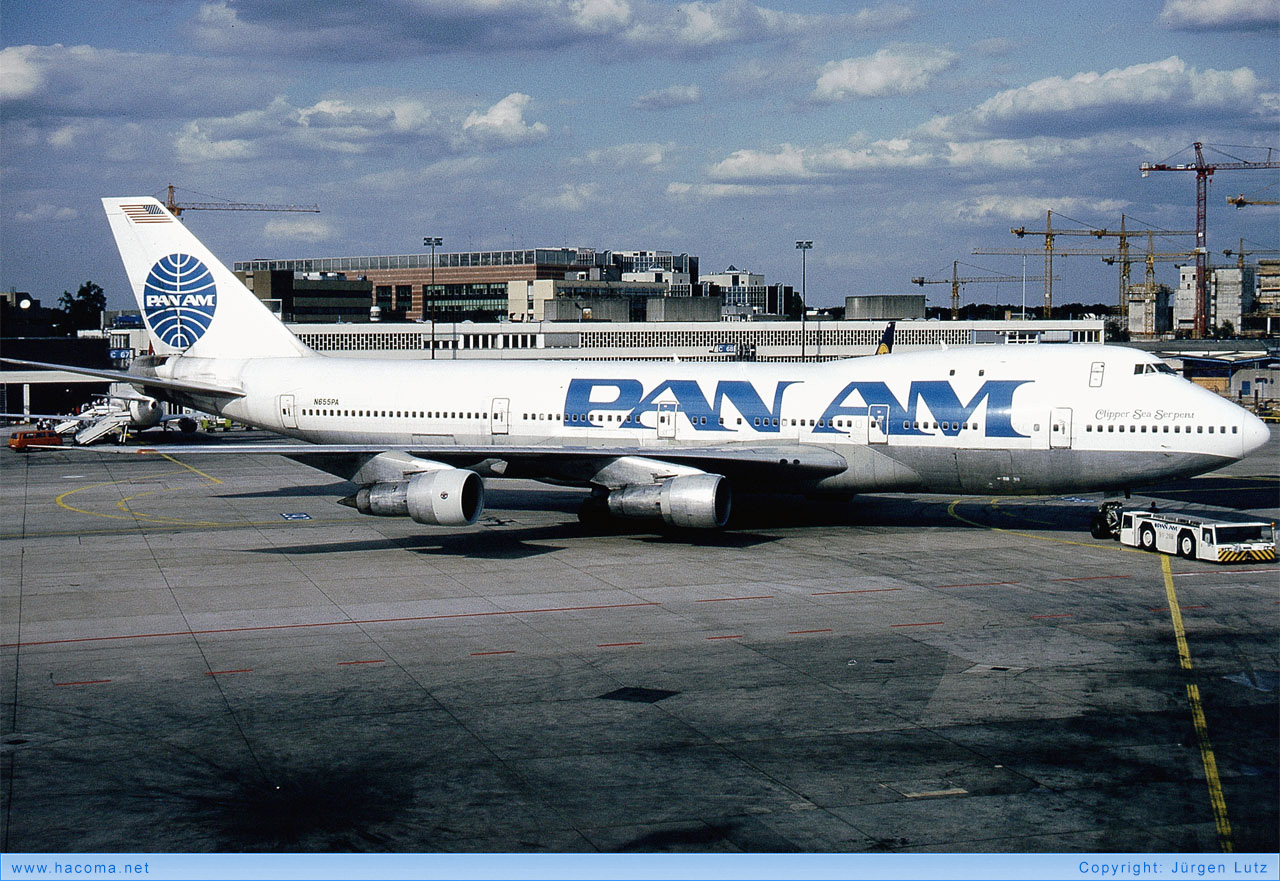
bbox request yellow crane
[912,261,1052,319]
[1222,240,1280,269]
[1227,194,1279,208]
[163,184,319,218]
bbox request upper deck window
[1134,362,1176,375]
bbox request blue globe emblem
[142,254,217,348]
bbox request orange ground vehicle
[8,430,63,451]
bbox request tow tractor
[1103,507,1277,562]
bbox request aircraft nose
[1241,411,1271,456]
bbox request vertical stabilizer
[103,197,311,359]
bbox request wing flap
[59,440,849,484]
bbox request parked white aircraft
[5,197,1270,531]
[2,393,199,444]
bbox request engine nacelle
[347,469,484,527]
[128,398,162,428]
[606,473,730,529]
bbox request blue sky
[2,0,1277,313]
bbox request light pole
[423,236,442,359]
[795,240,812,361]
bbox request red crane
[1140,142,1278,338]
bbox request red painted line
[812,587,904,596]
[53,679,110,686]
[1051,574,1132,582]
[890,621,944,628]
[788,629,833,635]
[695,595,773,603]
[707,634,744,640]
[1030,614,1074,620]
[205,669,252,676]
[1150,605,1207,612]
[597,642,644,648]
[1,601,663,648]
[936,581,1021,589]
[470,650,516,657]
[337,659,385,666]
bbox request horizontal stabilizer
[0,357,244,399]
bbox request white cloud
[0,43,275,121]
[950,195,1130,224]
[263,217,336,242]
[1157,0,1280,31]
[708,138,935,182]
[813,45,957,102]
[930,56,1276,138]
[174,121,257,163]
[463,93,549,146]
[633,84,702,111]
[577,142,672,167]
[522,182,601,211]
[186,0,914,59]
[12,204,80,223]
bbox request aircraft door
[279,394,297,429]
[1050,407,1072,449]
[490,397,509,436]
[657,402,677,439]
[868,404,889,444]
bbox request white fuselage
[150,343,1268,496]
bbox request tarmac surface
[2,427,1277,853]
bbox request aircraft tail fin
[875,321,896,355]
[102,197,311,360]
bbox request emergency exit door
[279,394,297,429]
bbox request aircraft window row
[301,408,491,419]
[1085,424,1236,434]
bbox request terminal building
[235,247,706,324]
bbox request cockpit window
[1134,362,1176,375]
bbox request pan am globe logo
[143,253,217,348]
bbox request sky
[2,0,1277,314]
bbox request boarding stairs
[74,410,132,445]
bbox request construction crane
[163,184,319,218]
[1006,210,1193,317]
[912,261,1052,319]
[1140,142,1279,337]
[1227,194,1279,208]
[1083,215,1193,319]
[974,240,1192,317]
[1222,240,1280,270]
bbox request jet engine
[128,398,162,429]
[341,468,484,527]
[606,473,730,529]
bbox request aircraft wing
[51,440,849,485]
[0,358,245,399]
[2,412,95,422]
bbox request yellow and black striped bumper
[1217,547,1277,562]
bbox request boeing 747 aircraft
[6,197,1270,531]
